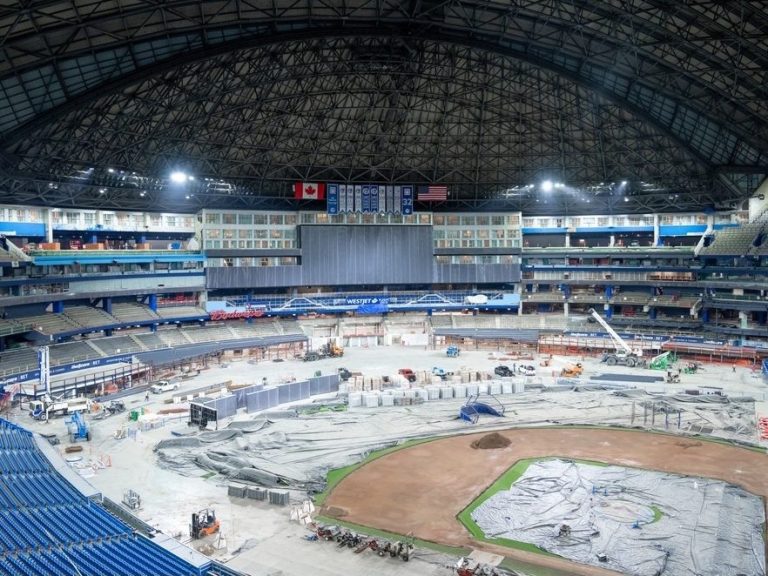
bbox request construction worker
[144,391,149,402]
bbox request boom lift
[66,411,91,442]
[587,309,645,368]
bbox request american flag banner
[417,185,448,201]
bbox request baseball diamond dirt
[323,427,768,576]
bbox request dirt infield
[323,428,768,576]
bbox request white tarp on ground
[472,459,765,576]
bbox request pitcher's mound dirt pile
[471,432,510,450]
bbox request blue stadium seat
[0,418,205,576]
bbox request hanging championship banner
[327,184,339,214]
[325,183,417,214]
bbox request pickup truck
[398,368,417,383]
[150,380,179,394]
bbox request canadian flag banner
[294,182,326,200]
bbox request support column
[45,209,54,243]
[563,302,569,317]
[605,285,614,320]
[147,294,158,312]
[103,297,112,315]
[739,311,749,329]
[52,301,64,314]
[653,214,660,246]
[702,308,710,323]
[90,234,98,244]
[564,232,571,248]
[649,307,657,320]
[609,234,615,247]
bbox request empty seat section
[183,325,233,343]
[63,306,117,329]
[24,313,80,334]
[89,336,142,357]
[110,302,160,324]
[156,329,190,347]
[156,305,207,319]
[48,341,101,365]
[133,332,167,350]
[0,346,39,375]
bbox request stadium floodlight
[170,171,188,183]
[621,180,628,186]
[540,180,553,192]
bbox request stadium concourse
[2,2,768,576]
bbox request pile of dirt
[470,432,511,450]
[323,506,348,517]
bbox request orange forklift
[190,508,220,539]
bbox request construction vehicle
[190,509,220,539]
[666,372,681,383]
[517,364,536,376]
[432,366,454,380]
[588,309,645,367]
[398,368,417,383]
[303,341,344,361]
[324,341,344,357]
[29,395,92,421]
[446,345,460,357]
[649,351,677,371]
[494,365,514,377]
[66,411,91,442]
[560,363,583,377]
[105,400,126,415]
[683,361,701,374]
[303,350,323,362]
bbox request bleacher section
[110,302,160,324]
[0,418,207,576]
[700,222,766,256]
[157,329,194,347]
[24,312,80,335]
[156,306,207,320]
[47,341,101,365]
[183,325,236,343]
[647,294,701,308]
[521,292,565,303]
[63,306,116,329]
[229,321,281,338]
[611,291,651,305]
[132,332,168,350]
[90,335,145,356]
[429,315,454,328]
[0,317,33,337]
[0,347,38,377]
[276,318,303,335]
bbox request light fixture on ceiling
[540,180,553,193]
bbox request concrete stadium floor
[7,346,768,576]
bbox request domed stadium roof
[0,1,765,214]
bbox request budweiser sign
[209,309,266,321]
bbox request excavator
[190,509,220,539]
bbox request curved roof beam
[1,24,765,179]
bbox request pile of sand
[471,432,511,450]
